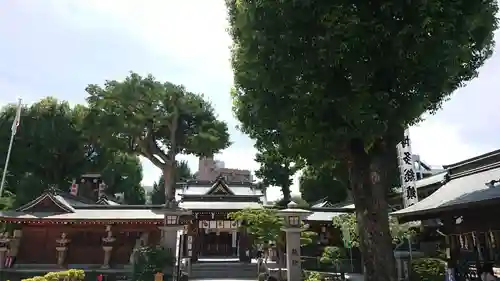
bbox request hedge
[411,258,446,281]
[17,269,85,281]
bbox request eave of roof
[392,162,500,221]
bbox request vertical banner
[397,129,418,207]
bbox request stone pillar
[238,227,250,262]
[0,233,10,269]
[277,202,312,281]
[231,230,237,256]
[101,225,116,269]
[158,208,192,279]
[8,230,22,263]
[55,232,70,267]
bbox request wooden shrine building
[0,172,365,279]
[392,149,500,272]
[176,176,264,261]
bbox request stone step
[190,262,257,279]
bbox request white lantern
[165,215,178,225]
[288,216,300,227]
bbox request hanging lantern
[70,179,79,196]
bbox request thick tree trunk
[281,183,291,204]
[162,161,176,207]
[347,138,397,281]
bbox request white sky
[1,0,498,201]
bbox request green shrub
[411,258,446,281]
[21,269,85,281]
[132,245,175,281]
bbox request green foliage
[0,98,145,206]
[22,269,85,281]
[228,1,496,278]
[228,0,498,164]
[151,160,193,204]
[132,246,175,281]
[304,271,322,281]
[410,258,446,281]
[299,162,348,204]
[320,246,346,267]
[332,213,415,247]
[228,208,316,247]
[85,72,230,202]
[255,144,303,204]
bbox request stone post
[0,233,11,269]
[102,225,116,269]
[277,202,312,281]
[55,232,70,267]
[157,206,192,279]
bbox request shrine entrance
[201,231,233,256]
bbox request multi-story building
[196,157,253,183]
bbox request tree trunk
[281,183,291,204]
[163,161,176,206]
[347,138,397,281]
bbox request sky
[0,1,499,201]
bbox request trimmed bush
[411,258,446,281]
[21,269,85,281]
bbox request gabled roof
[206,177,235,195]
[17,192,74,213]
[179,177,263,198]
[96,197,121,206]
[311,198,335,208]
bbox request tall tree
[101,152,146,205]
[85,73,230,207]
[151,160,193,205]
[227,1,497,280]
[0,98,146,205]
[254,144,302,205]
[299,163,348,204]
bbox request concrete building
[196,156,253,182]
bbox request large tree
[299,163,348,205]
[85,73,231,207]
[227,1,498,280]
[254,143,302,205]
[0,97,146,205]
[150,160,193,204]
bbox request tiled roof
[392,164,500,219]
[179,201,262,210]
[306,211,345,222]
[392,172,447,194]
[0,209,164,220]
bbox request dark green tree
[227,1,497,280]
[255,144,303,205]
[0,98,146,206]
[101,152,146,204]
[85,73,230,206]
[151,160,193,204]
[299,163,348,205]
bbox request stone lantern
[157,208,192,280]
[277,202,312,281]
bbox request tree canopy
[227,1,497,280]
[254,143,303,205]
[332,213,416,248]
[0,97,146,206]
[85,72,230,205]
[299,162,349,205]
[228,208,316,249]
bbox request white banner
[397,129,418,207]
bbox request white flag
[11,99,22,135]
